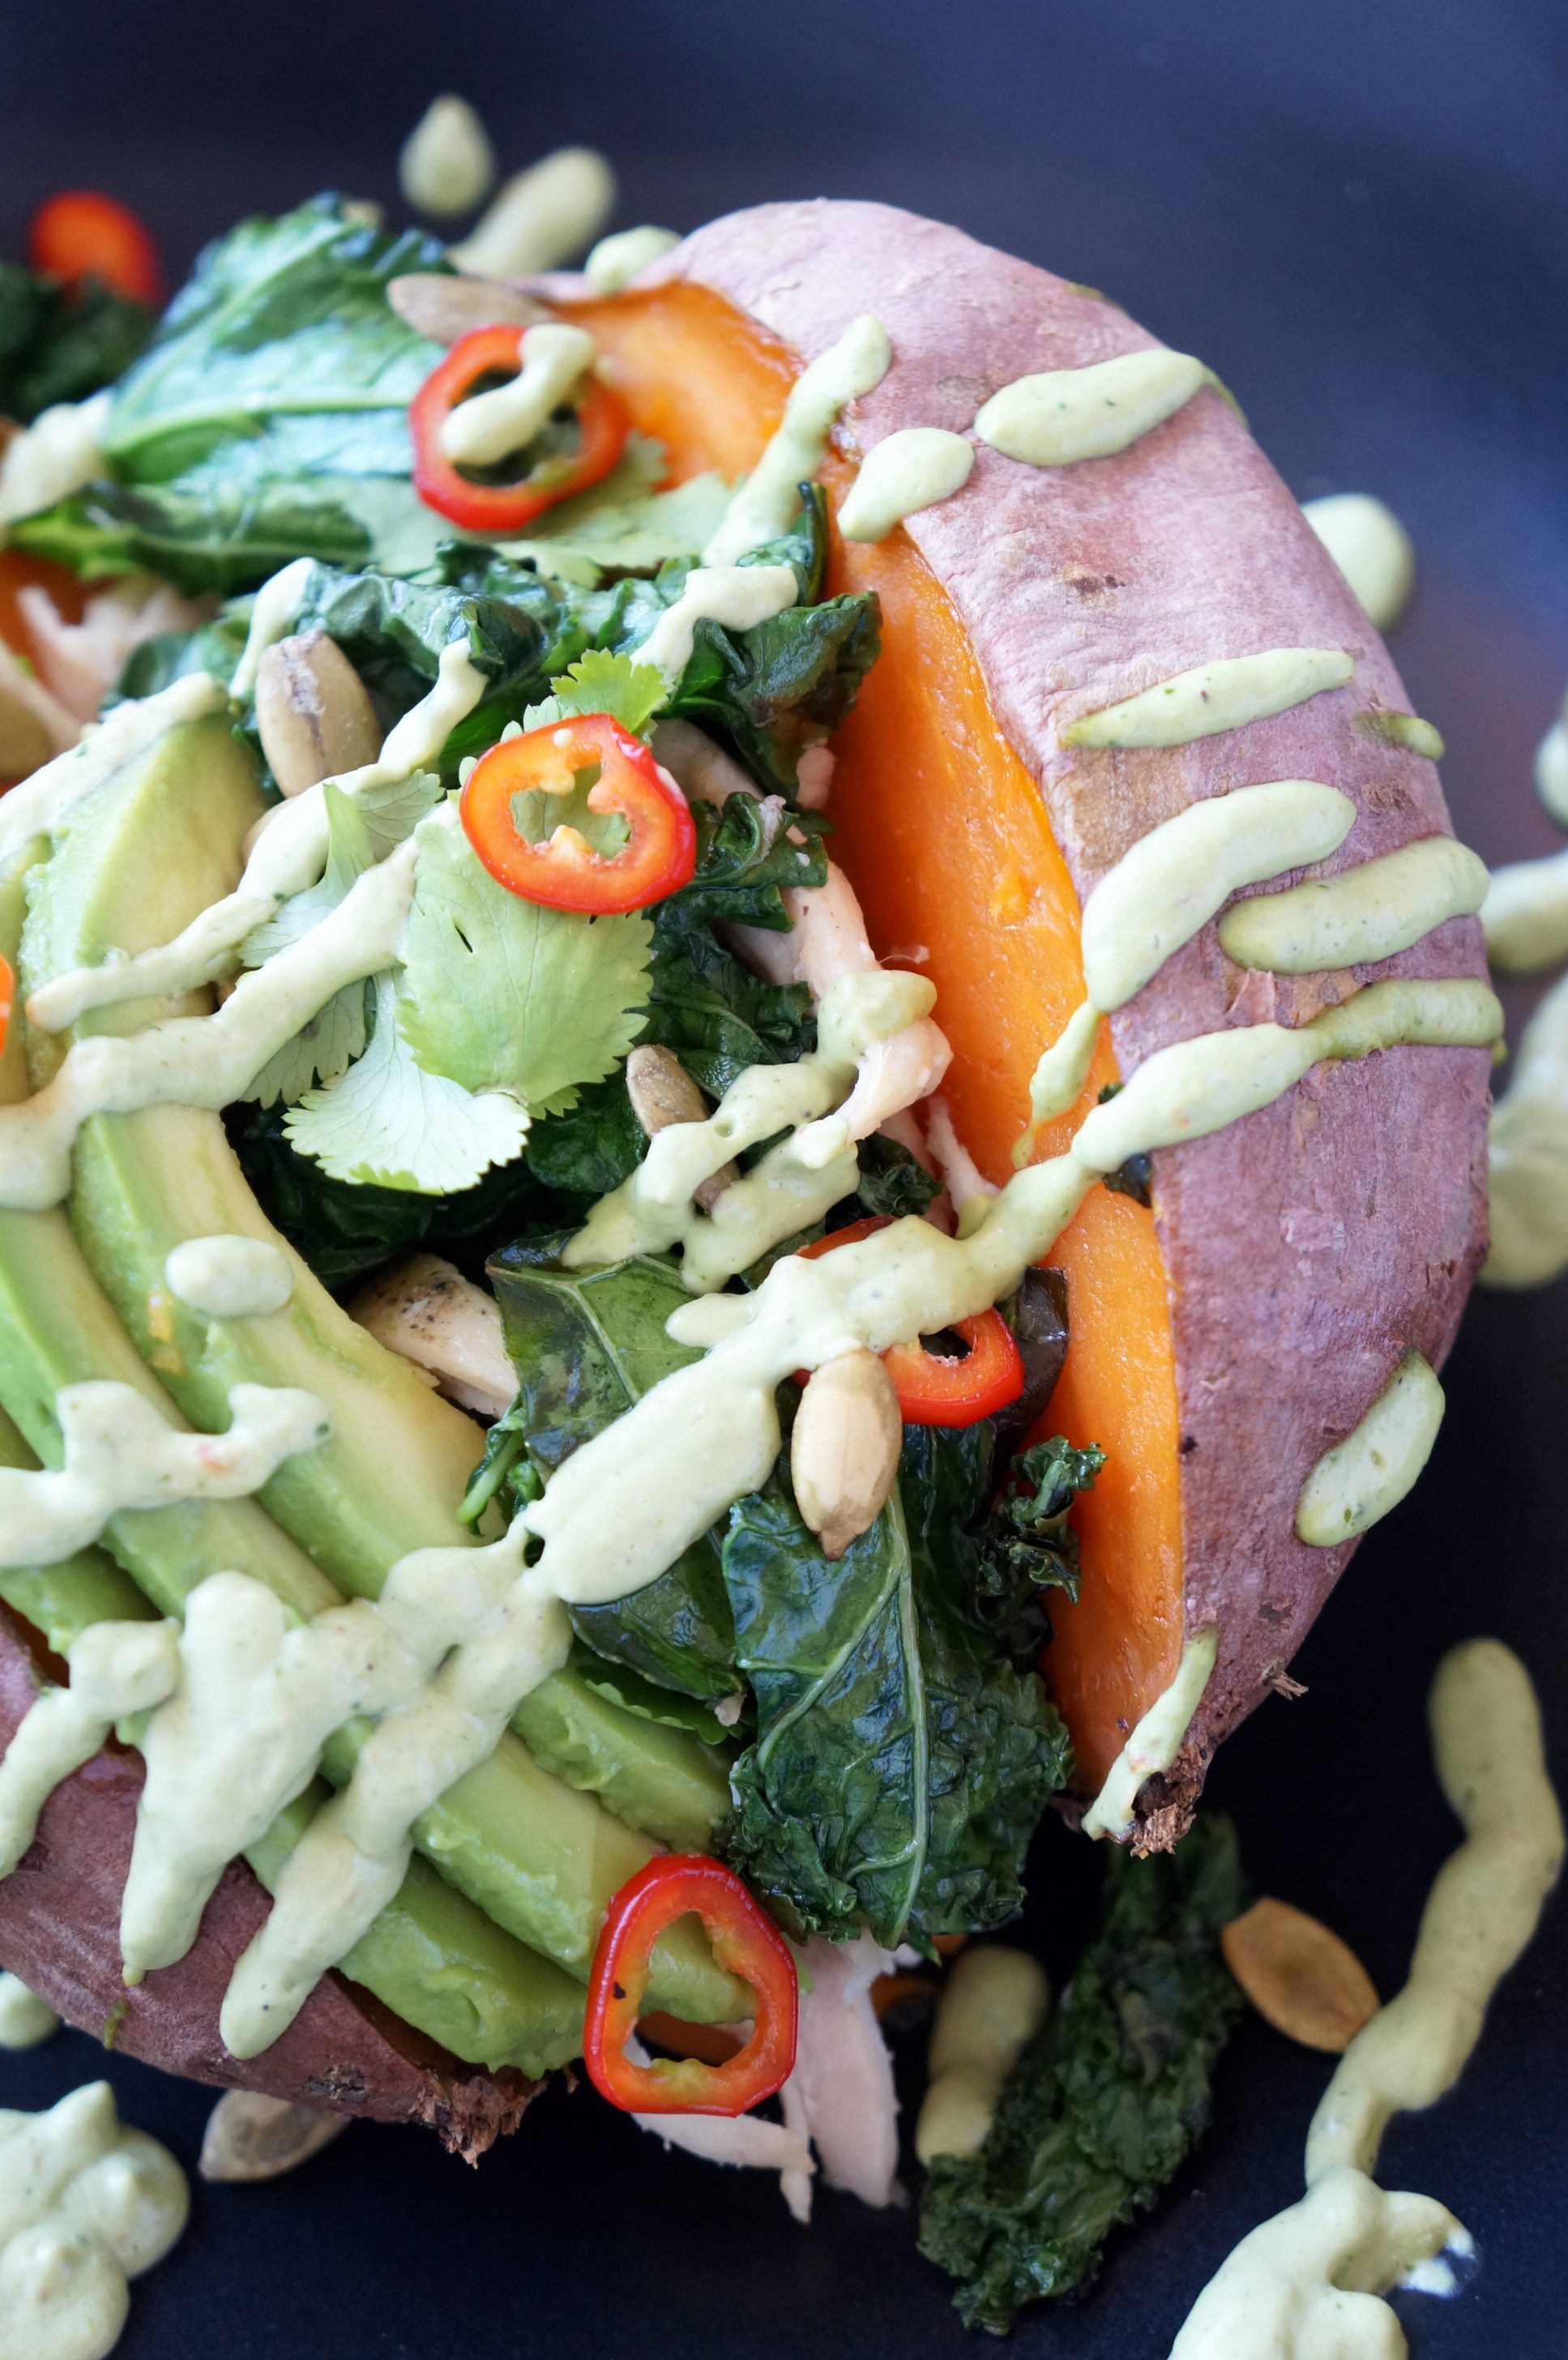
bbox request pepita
[1220,1896,1378,2053]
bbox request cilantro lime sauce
[436,323,596,468]
[1171,1640,1560,2359]
[0,2082,188,2360]
[702,314,891,566]
[163,1236,293,1319]
[0,390,112,530]
[1019,781,1355,1148]
[0,840,419,1212]
[1357,708,1444,760]
[564,969,936,1290]
[1062,649,1355,750]
[1484,969,1568,1289]
[0,675,227,875]
[1481,844,1568,976]
[0,1973,58,2050]
[974,349,1207,469]
[229,558,316,699]
[1295,1353,1444,1546]
[28,639,486,1034]
[1219,836,1489,974]
[398,95,495,220]
[0,1625,181,1885]
[1080,1629,1217,1841]
[916,1946,1050,2163]
[583,224,680,293]
[447,147,616,278]
[633,563,798,685]
[838,428,974,542]
[1301,494,1415,632]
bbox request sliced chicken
[349,1254,515,1418]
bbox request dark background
[3,2,1566,2353]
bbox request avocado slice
[23,715,734,1858]
[0,802,744,2024]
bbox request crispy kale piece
[0,264,153,422]
[919,1815,1247,2332]
[974,1434,1105,1664]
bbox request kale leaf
[484,1253,740,1702]
[974,1434,1104,1665]
[919,1815,1247,2333]
[0,265,153,422]
[10,197,451,590]
[722,1429,1074,1950]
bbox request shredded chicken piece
[794,742,835,810]
[784,1932,906,2211]
[349,1253,515,1417]
[627,2029,817,2221]
[924,1095,998,1213]
[16,578,216,724]
[0,635,79,756]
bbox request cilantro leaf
[396,805,652,1118]
[284,973,530,1190]
[523,648,667,737]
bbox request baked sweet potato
[552,199,1490,1821]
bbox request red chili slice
[0,953,12,1058]
[797,1216,1025,1427]
[28,191,161,305]
[460,712,696,915]
[410,323,629,533]
[584,1854,797,2116]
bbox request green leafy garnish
[973,1435,1104,1662]
[238,784,376,1106]
[396,806,652,1118]
[523,648,667,737]
[10,197,451,589]
[496,434,733,588]
[919,1815,1248,2332]
[0,263,153,424]
[284,973,530,1191]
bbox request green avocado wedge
[21,714,733,1859]
[0,777,742,2026]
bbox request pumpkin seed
[1220,1896,1378,2052]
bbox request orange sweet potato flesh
[568,283,1181,1789]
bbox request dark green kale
[919,1815,1248,2333]
[846,1133,942,1221]
[974,1434,1104,1664]
[483,1254,739,1702]
[10,197,451,590]
[721,1426,1075,1949]
[226,1099,552,1291]
[0,265,153,423]
[1094,1082,1154,1206]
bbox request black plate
[2,2,1566,2351]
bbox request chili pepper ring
[461,712,697,915]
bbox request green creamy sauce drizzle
[1301,494,1415,633]
[1220,837,1489,974]
[1062,648,1355,750]
[0,1972,58,2050]
[1080,1629,1216,1841]
[0,2082,187,2360]
[436,323,596,469]
[838,427,975,543]
[974,348,1208,469]
[163,1234,294,1319]
[1295,1353,1445,1546]
[702,314,891,566]
[633,563,797,683]
[1485,967,1568,1289]
[0,675,226,876]
[28,637,488,1035]
[1169,1640,1562,2359]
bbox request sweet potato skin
[636,202,1490,1816]
[0,1610,534,2159]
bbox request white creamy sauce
[436,323,597,468]
[1219,836,1489,974]
[583,224,681,293]
[1062,649,1355,750]
[974,348,1207,469]
[0,391,113,529]
[916,1945,1050,2163]
[1485,968,1568,1288]
[1301,494,1416,633]
[1481,844,1568,976]
[0,1623,182,1884]
[0,2082,187,2360]
[229,558,315,699]
[28,638,485,1033]
[1170,1640,1562,2360]
[0,840,420,1212]
[0,673,226,875]
[1358,708,1444,762]
[702,314,891,566]
[163,1235,294,1319]
[1081,1629,1217,1841]
[1295,1353,1445,1546]
[447,147,616,277]
[632,563,798,685]
[398,94,495,219]
[1019,781,1355,1148]
[0,1973,59,2050]
[837,427,974,542]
